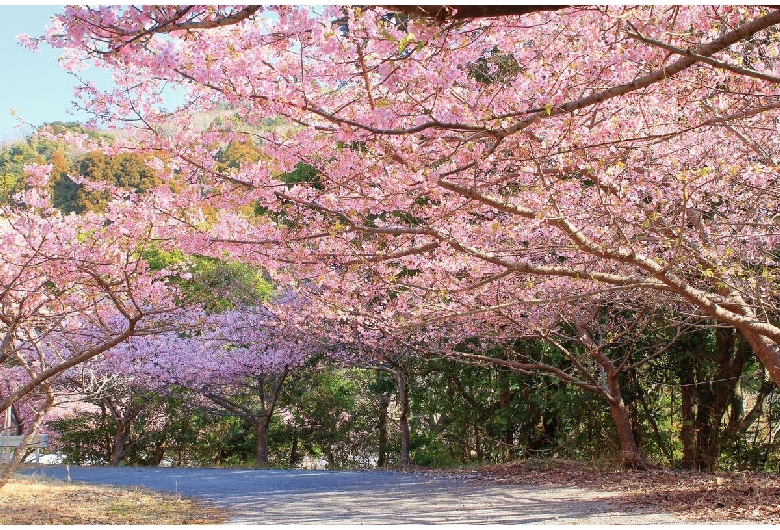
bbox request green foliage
[185,255,273,311]
[191,416,257,467]
[63,151,160,213]
[215,139,263,172]
[0,135,65,203]
[279,162,322,188]
[271,366,378,468]
[48,340,780,471]
[142,247,187,272]
[0,126,158,213]
[47,387,261,467]
[467,46,521,85]
[403,350,623,467]
[140,246,273,311]
[251,162,322,226]
[47,414,115,465]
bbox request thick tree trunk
[694,399,718,472]
[675,327,755,471]
[737,327,780,389]
[110,422,130,466]
[607,396,643,468]
[255,420,269,468]
[694,327,750,471]
[677,355,698,470]
[149,438,166,466]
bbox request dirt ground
[431,459,780,524]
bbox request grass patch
[0,473,230,524]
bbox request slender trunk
[573,318,643,468]
[593,347,643,468]
[397,370,410,467]
[499,369,513,451]
[203,370,289,469]
[677,354,697,470]
[635,386,674,464]
[725,378,776,446]
[0,385,54,488]
[11,405,22,436]
[474,421,482,459]
[255,419,269,468]
[377,392,390,468]
[289,435,299,468]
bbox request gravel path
[23,466,680,524]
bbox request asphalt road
[22,466,680,524]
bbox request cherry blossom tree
[0,162,187,481]
[166,305,314,467]
[73,288,328,467]
[20,4,780,468]
[34,6,780,389]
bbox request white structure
[1,409,49,464]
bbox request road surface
[23,466,680,524]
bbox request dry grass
[0,472,230,525]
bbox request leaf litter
[410,459,780,523]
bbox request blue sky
[0,6,112,142]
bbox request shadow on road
[23,466,678,524]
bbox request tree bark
[735,325,780,390]
[604,372,643,469]
[10,405,22,436]
[695,327,751,471]
[675,327,760,471]
[498,368,514,451]
[608,399,643,467]
[677,353,698,469]
[380,5,568,21]
[289,434,299,468]
[397,370,410,466]
[255,419,270,468]
[203,369,289,469]
[110,421,130,466]
[377,392,390,468]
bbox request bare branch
[626,24,780,84]
[379,5,569,21]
